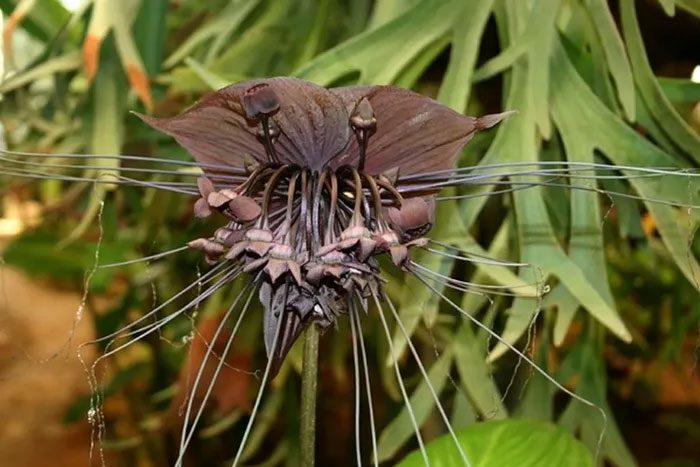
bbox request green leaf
[557,325,636,466]
[0,0,70,43]
[658,0,676,15]
[132,0,168,75]
[583,0,636,120]
[453,324,507,419]
[377,348,454,462]
[3,229,128,291]
[657,77,700,103]
[163,0,260,69]
[61,46,124,245]
[0,50,81,93]
[436,0,494,111]
[550,43,700,291]
[295,0,455,85]
[398,419,594,466]
[677,0,700,17]
[621,0,700,164]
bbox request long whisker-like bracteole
[230,282,288,467]
[351,301,379,467]
[349,301,363,466]
[371,288,431,466]
[397,160,700,181]
[409,261,539,298]
[433,179,700,209]
[84,263,230,346]
[92,265,240,360]
[395,160,700,209]
[0,166,200,195]
[383,290,471,466]
[0,149,250,175]
[411,270,608,462]
[176,282,257,466]
[0,153,244,183]
[97,245,191,269]
[424,240,530,268]
[81,264,240,465]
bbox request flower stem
[300,322,320,466]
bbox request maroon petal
[197,176,215,197]
[331,85,511,176]
[263,77,351,169]
[228,196,261,222]
[137,77,351,171]
[193,197,212,218]
[135,81,267,170]
[386,196,435,232]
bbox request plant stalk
[300,322,320,466]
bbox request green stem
[300,322,320,466]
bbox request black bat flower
[3,74,697,467]
[137,77,509,379]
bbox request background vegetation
[1,0,699,465]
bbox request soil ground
[0,266,96,467]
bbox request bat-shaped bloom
[138,77,508,376]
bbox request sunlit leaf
[399,419,593,466]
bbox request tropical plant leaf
[377,348,453,462]
[399,419,594,466]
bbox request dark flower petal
[260,282,306,378]
[137,77,351,171]
[387,196,435,232]
[331,85,511,176]
[135,82,267,170]
[193,197,212,218]
[263,77,351,169]
[197,176,215,197]
[228,196,261,222]
[242,83,280,118]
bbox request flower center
[188,160,429,322]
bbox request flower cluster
[138,77,507,374]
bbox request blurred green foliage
[1,0,699,465]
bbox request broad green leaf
[399,419,593,466]
[392,35,450,90]
[547,283,580,346]
[472,0,560,138]
[442,220,540,301]
[132,0,168,75]
[515,325,554,421]
[184,57,230,90]
[367,0,418,30]
[3,229,128,291]
[527,0,559,138]
[486,45,630,358]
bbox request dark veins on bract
[137,77,508,375]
